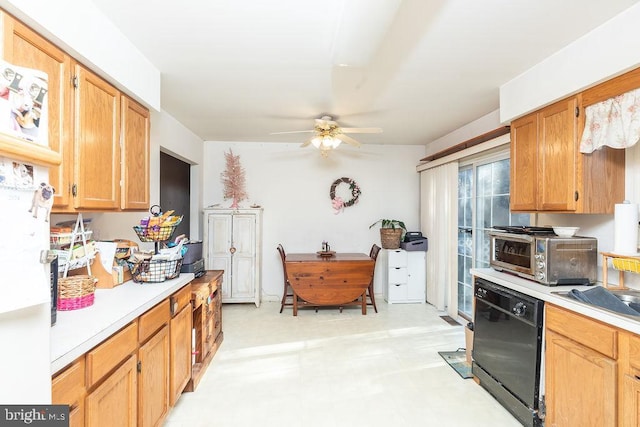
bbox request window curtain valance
[580,87,640,153]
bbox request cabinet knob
[229,246,236,254]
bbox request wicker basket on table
[58,275,97,311]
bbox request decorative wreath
[329,177,361,214]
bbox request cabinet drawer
[86,321,138,388]
[388,249,407,267]
[171,285,192,317]
[388,267,408,284]
[139,299,170,343]
[546,305,617,359]
[388,282,407,302]
[191,282,211,308]
[52,357,85,406]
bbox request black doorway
[160,152,190,239]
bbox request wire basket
[50,230,93,246]
[127,258,183,283]
[58,275,97,311]
[133,221,181,242]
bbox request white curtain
[580,87,640,153]
[420,162,458,317]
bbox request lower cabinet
[382,249,426,304]
[51,357,85,427]
[621,333,640,427]
[138,325,170,427]
[187,271,224,392]
[169,285,192,407]
[52,283,196,426]
[85,355,137,427]
[545,329,617,427]
[544,304,640,427]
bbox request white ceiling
[91,0,639,146]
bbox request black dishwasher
[472,277,544,427]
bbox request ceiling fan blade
[300,136,315,148]
[337,133,361,147]
[270,130,315,135]
[340,127,383,134]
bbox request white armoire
[203,207,263,307]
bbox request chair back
[277,244,288,277]
[369,244,381,261]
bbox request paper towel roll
[614,202,639,254]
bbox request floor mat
[439,315,460,326]
[438,350,473,379]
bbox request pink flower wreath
[329,177,361,214]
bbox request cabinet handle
[137,360,142,373]
[72,184,77,197]
[229,246,236,254]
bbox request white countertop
[471,268,640,335]
[50,273,195,374]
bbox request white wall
[202,142,425,301]
[423,110,502,158]
[500,3,640,122]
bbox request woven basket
[380,228,403,249]
[58,275,97,311]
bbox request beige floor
[165,300,521,427]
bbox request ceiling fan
[271,115,382,156]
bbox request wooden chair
[277,244,295,313]
[367,244,381,313]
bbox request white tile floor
[165,301,521,427]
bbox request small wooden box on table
[186,270,224,392]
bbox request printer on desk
[400,232,428,251]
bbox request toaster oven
[489,230,597,285]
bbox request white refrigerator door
[0,159,52,403]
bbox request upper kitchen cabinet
[1,11,150,212]
[2,13,73,207]
[120,96,150,210]
[510,95,625,214]
[73,63,121,210]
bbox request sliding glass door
[457,156,528,318]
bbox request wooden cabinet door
[52,358,85,427]
[545,329,617,427]
[86,355,137,427]
[73,63,120,209]
[2,15,73,208]
[537,97,578,211]
[510,112,538,211]
[138,325,169,427]
[121,96,149,210]
[169,303,192,407]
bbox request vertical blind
[420,161,458,317]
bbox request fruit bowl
[552,226,579,238]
